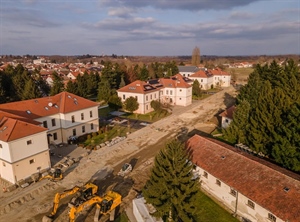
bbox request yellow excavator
[69,190,122,222]
[42,182,98,222]
[39,168,63,182]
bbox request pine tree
[143,139,199,221]
[65,80,78,95]
[97,79,112,103]
[50,71,64,96]
[22,79,42,100]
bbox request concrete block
[6,184,17,192]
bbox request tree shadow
[223,92,236,108]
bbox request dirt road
[0,86,237,222]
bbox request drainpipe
[234,190,239,217]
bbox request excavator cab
[100,199,113,214]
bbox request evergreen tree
[192,80,201,98]
[97,79,113,103]
[143,139,199,221]
[50,71,64,96]
[123,96,139,113]
[65,80,78,95]
[139,64,149,81]
[22,79,42,100]
[225,59,300,171]
[108,94,122,110]
[119,75,126,89]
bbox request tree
[192,80,201,98]
[123,96,139,113]
[22,79,42,100]
[108,94,122,110]
[65,80,78,95]
[225,59,300,171]
[191,46,200,66]
[50,71,64,96]
[97,79,113,103]
[143,139,199,221]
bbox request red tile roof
[186,135,300,222]
[190,70,210,78]
[118,74,191,94]
[0,117,47,142]
[219,105,236,119]
[0,92,99,120]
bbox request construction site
[0,86,237,222]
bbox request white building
[219,106,236,128]
[188,68,231,89]
[0,92,99,183]
[187,135,300,222]
[117,74,192,114]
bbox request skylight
[26,110,31,114]
[45,106,49,110]
[67,95,72,99]
[54,104,59,108]
[284,187,290,192]
[74,101,78,105]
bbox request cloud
[229,11,255,20]
[108,7,137,18]
[100,0,262,11]
[85,16,156,31]
[1,7,59,28]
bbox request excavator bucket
[42,215,54,222]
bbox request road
[0,86,237,222]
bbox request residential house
[178,66,201,77]
[219,105,236,128]
[189,68,231,89]
[0,92,99,183]
[117,74,192,114]
[186,135,300,222]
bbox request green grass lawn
[194,191,239,222]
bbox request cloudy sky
[1,0,299,56]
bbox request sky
[0,0,300,56]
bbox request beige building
[0,92,99,184]
[117,74,192,114]
[187,135,300,222]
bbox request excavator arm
[69,191,122,222]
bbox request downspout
[234,190,239,217]
[59,114,64,144]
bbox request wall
[195,166,284,222]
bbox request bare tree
[191,46,200,66]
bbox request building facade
[187,135,300,222]
[0,92,99,183]
[117,74,192,114]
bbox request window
[179,98,181,100]
[170,90,173,95]
[29,159,35,164]
[203,171,208,178]
[0,144,2,148]
[268,213,276,222]
[154,94,156,98]
[53,132,57,140]
[135,96,138,100]
[123,94,125,100]
[146,105,148,110]
[146,95,148,101]
[82,126,85,133]
[225,119,229,123]
[71,115,75,123]
[230,188,237,197]
[216,179,221,186]
[179,89,182,92]
[91,123,94,130]
[72,129,76,136]
[90,111,93,118]
[51,119,56,127]
[247,200,255,209]
[166,90,169,95]
[2,162,6,167]
[81,113,84,120]
[201,79,203,82]
[27,140,32,145]
[43,121,48,128]
[150,94,152,100]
